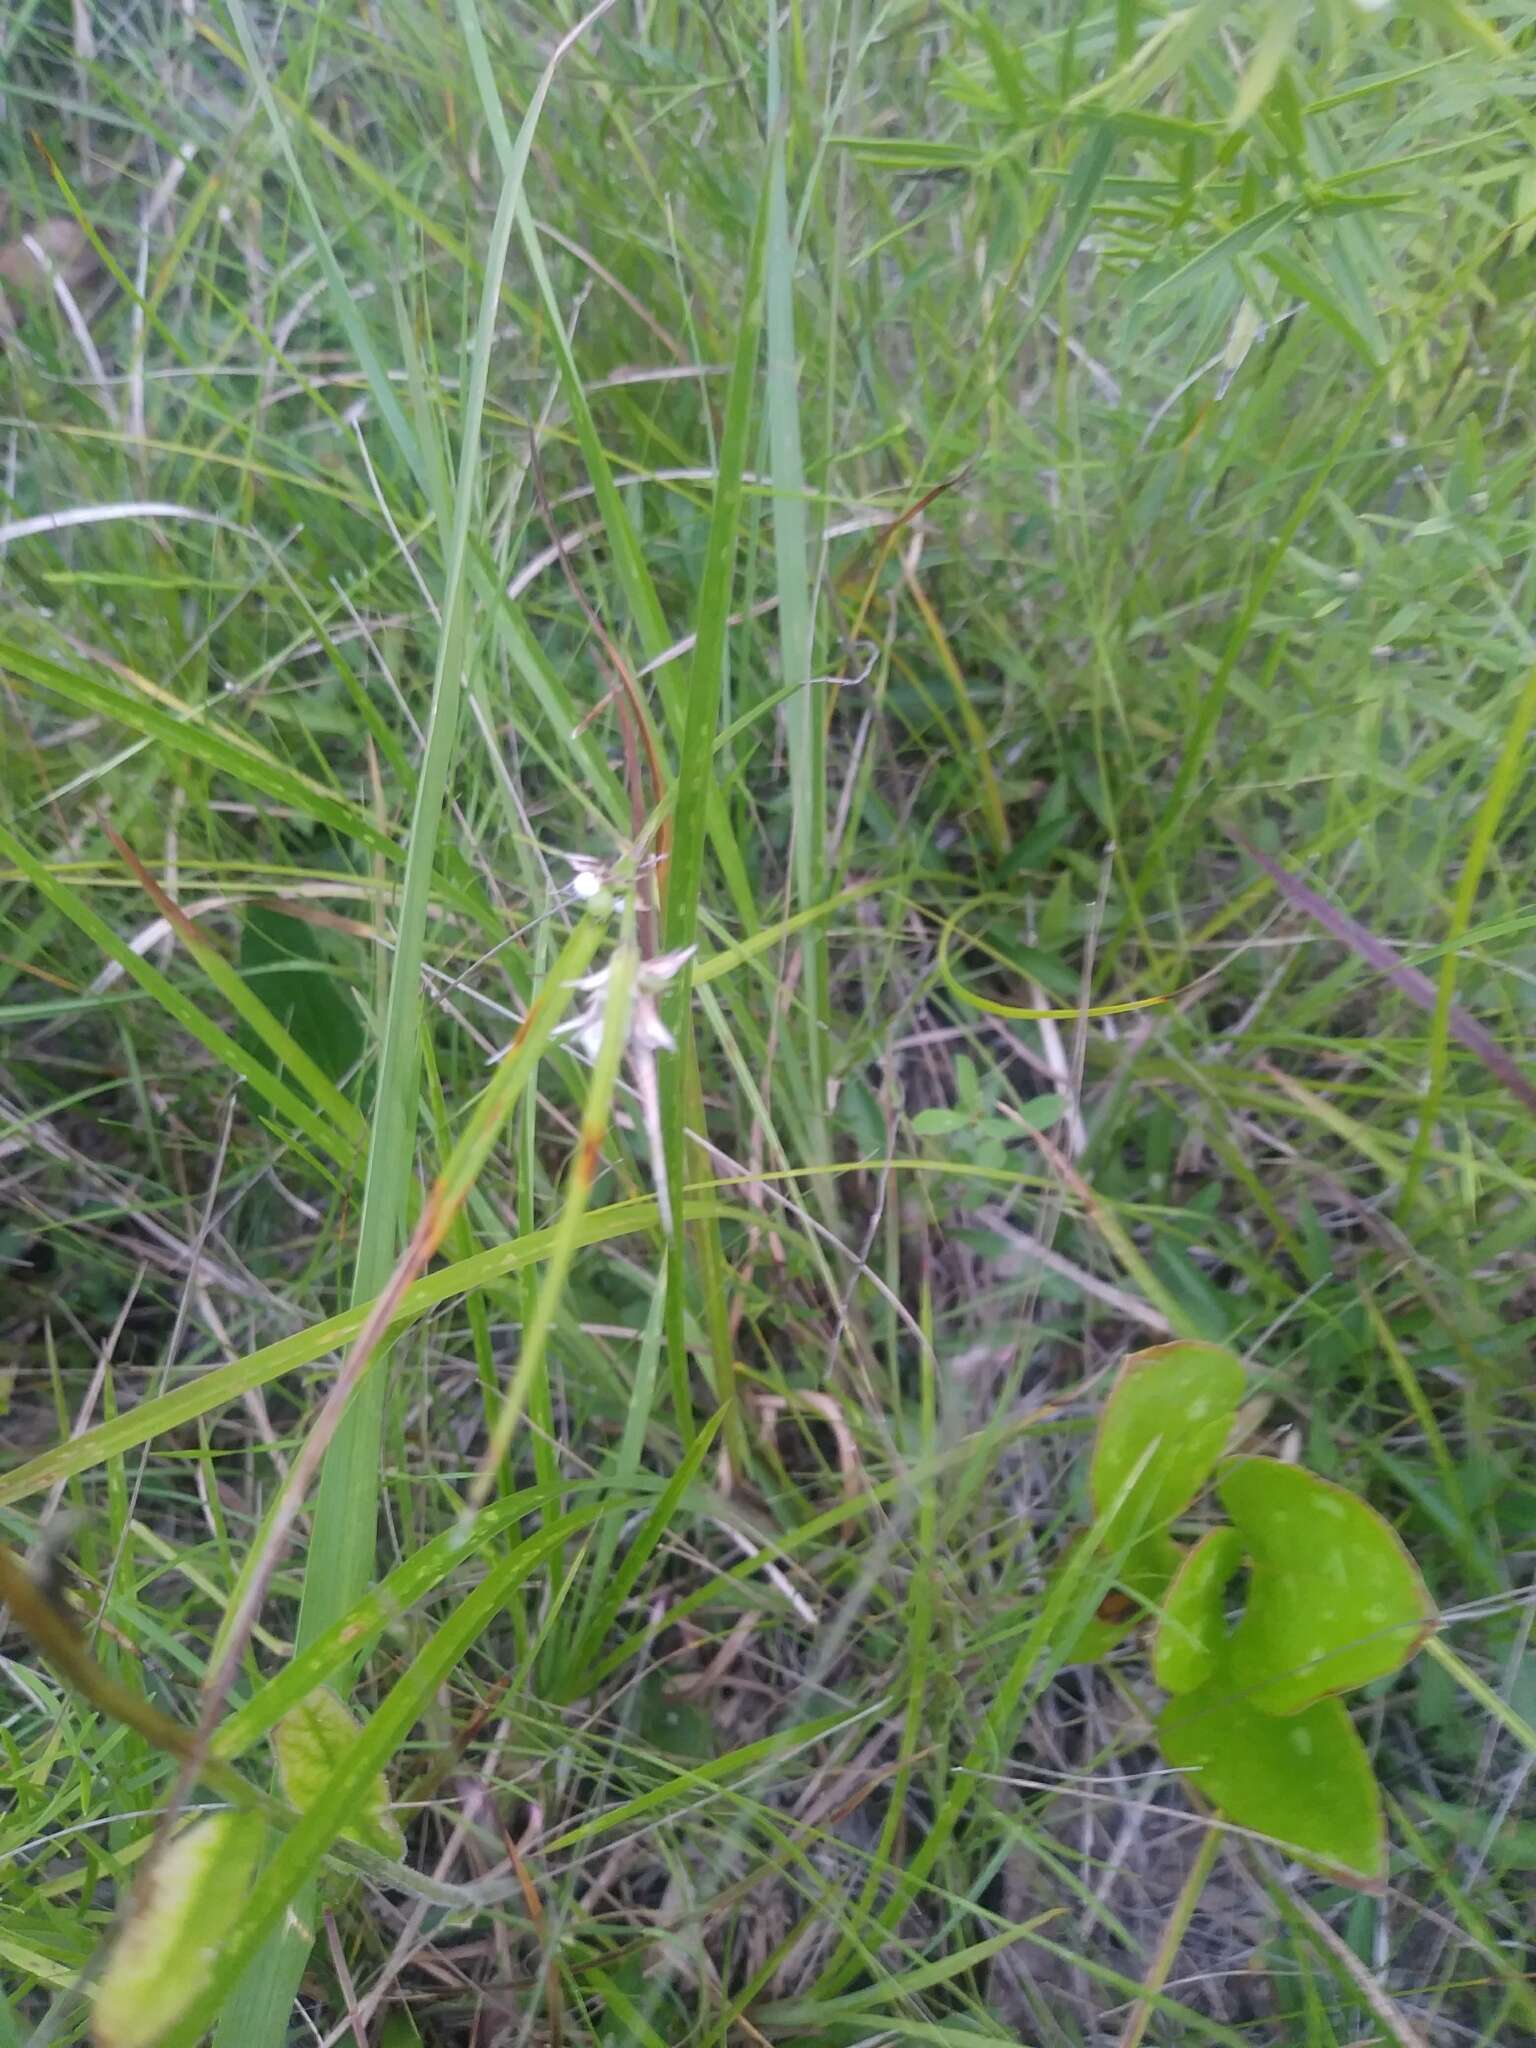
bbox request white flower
[486,935,694,1230]
[560,850,659,913]
[556,944,695,1063]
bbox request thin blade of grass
[211,1490,584,1761]
[0,635,395,857]
[197,908,606,1695]
[291,7,541,1644]
[764,24,828,1163]
[464,930,635,1512]
[656,162,772,1470]
[0,819,357,1169]
[0,1196,755,1511]
[103,826,367,1149]
[156,1531,592,2048]
[562,1404,724,1688]
[1399,657,1536,1205]
[1224,823,1536,1119]
[203,31,621,2037]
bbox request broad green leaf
[1061,1529,1182,1664]
[1011,1093,1068,1132]
[239,906,363,1089]
[637,1673,716,1760]
[272,1688,404,1857]
[93,1813,268,2047]
[1158,1678,1385,1890]
[1154,1525,1245,1695]
[1091,1341,1245,1547]
[911,1107,971,1137]
[1219,1458,1437,1714]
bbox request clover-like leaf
[1091,1341,1245,1546]
[93,1812,267,2048]
[1153,1524,1244,1695]
[1159,1676,1385,1889]
[1061,1529,1182,1663]
[1219,1458,1437,1715]
[273,1686,405,1857]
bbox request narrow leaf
[0,635,394,859]
[272,1688,404,1857]
[0,819,358,1169]
[93,1815,269,2048]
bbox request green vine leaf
[1091,1342,1246,1547]
[1219,1458,1437,1714]
[1062,1529,1182,1663]
[1153,1524,1244,1695]
[93,1813,268,2048]
[272,1686,405,1858]
[1061,1341,1244,1664]
[1159,1676,1386,1890]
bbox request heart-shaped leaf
[1219,1458,1437,1714]
[1091,1341,1245,1546]
[273,1686,405,1857]
[93,1813,268,2048]
[1061,1529,1182,1663]
[1159,1677,1385,1889]
[1154,1524,1244,1695]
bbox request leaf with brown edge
[1159,1675,1386,1891]
[1091,1341,1246,1548]
[1219,1457,1437,1715]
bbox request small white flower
[489,937,694,1227]
[637,944,699,992]
[631,997,676,1054]
[556,944,695,1063]
[559,850,658,913]
[561,943,696,1233]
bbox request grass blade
[1400,657,1536,1207]
[0,635,395,857]
[764,25,828,1161]
[0,819,357,1169]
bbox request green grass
[3,2,1535,2044]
